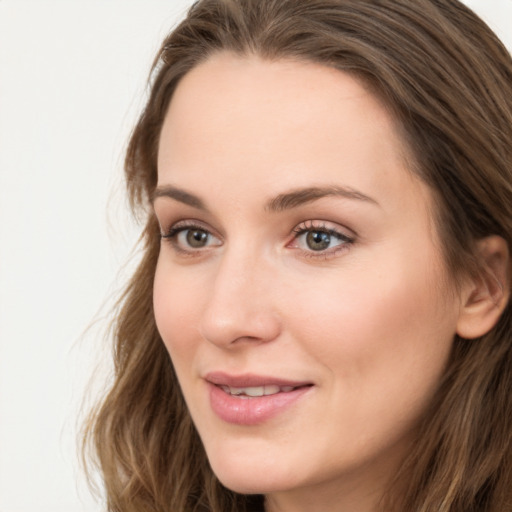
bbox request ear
[456,235,510,339]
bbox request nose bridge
[199,241,280,347]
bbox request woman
[83,1,512,510]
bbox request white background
[0,1,510,511]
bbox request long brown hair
[83,1,512,510]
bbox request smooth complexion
[153,54,467,512]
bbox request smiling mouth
[206,375,313,424]
[219,384,308,397]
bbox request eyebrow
[153,185,207,210]
[265,185,379,212]
[152,184,379,212]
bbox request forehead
[160,53,399,156]
[157,52,430,219]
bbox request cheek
[286,252,457,400]
[153,259,202,360]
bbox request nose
[198,249,281,348]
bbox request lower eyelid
[299,244,351,260]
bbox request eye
[303,230,335,251]
[161,222,222,252]
[179,228,210,248]
[290,221,354,257]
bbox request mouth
[205,371,313,396]
[204,372,314,425]
[218,383,309,398]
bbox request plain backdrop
[0,1,510,511]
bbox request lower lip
[208,383,312,425]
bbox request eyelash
[290,221,354,259]
[160,220,355,260]
[161,220,220,257]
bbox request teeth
[230,386,249,396]
[221,384,296,397]
[245,386,265,397]
[264,385,281,395]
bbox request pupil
[306,230,330,251]
[187,229,208,248]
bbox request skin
[153,53,466,512]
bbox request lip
[205,371,312,388]
[205,372,313,425]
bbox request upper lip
[205,371,313,388]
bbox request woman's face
[153,54,463,509]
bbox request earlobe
[456,236,510,340]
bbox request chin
[207,451,298,495]
[214,472,289,495]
